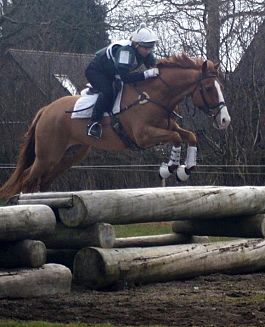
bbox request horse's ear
[214,62,220,71]
[202,60,208,77]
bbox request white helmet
[131,22,158,48]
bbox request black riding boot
[87,93,106,139]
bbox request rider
[85,22,159,139]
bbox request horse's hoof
[176,165,191,182]
[159,163,172,179]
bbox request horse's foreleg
[135,126,183,180]
[174,125,198,171]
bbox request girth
[111,115,144,151]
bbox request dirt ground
[1,273,265,326]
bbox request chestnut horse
[0,53,230,199]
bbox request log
[114,233,209,248]
[17,197,73,208]
[0,240,46,268]
[57,186,265,227]
[40,223,115,249]
[7,191,73,203]
[8,187,223,203]
[47,249,78,271]
[0,205,56,241]
[172,214,265,238]
[0,263,72,298]
[73,239,265,289]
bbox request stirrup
[87,122,102,139]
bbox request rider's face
[136,45,153,57]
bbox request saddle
[71,83,123,119]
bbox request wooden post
[0,205,56,241]
[172,214,265,238]
[0,240,46,268]
[74,239,265,289]
[57,186,265,227]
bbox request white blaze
[213,80,231,129]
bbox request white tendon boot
[185,146,197,169]
[159,146,181,179]
[176,146,197,182]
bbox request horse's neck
[121,68,200,111]
[157,67,200,108]
[163,67,199,93]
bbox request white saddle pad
[71,86,123,119]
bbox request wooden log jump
[114,234,209,248]
[0,205,56,241]
[172,214,265,238]
[40,223,115,249]
[57,186,265,227]
[74,239,265,289]
[0,240,46,268]
[0,263,71,298]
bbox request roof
[6,48,94,96]
[232,20,265,85]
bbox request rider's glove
[144,68,159,79]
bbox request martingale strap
[111,115,144,151]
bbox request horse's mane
[157,53,205,70]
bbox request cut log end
[58,195,88,227]
[74,248,114,289]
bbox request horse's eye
[205,86,213,92]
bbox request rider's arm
[144,52,156,68]
[114,46,146,83]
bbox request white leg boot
[185,146,197,169]
[159,146,181,179]
[176,146,197,182]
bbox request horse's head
[191,60,231,130]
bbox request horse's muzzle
[213,105,231,130]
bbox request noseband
[196,74,226,117]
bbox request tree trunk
[0,264,72,298]
[0,205,56,241]
[205,0,220,61]
[114,234,209,248]
[73,239,265,289]
[57,186,265,227]
[0,240,46,268]
[172,214,265,238]
[40,223,115,249]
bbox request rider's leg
[86,69,113,139]
[87,92,106,138]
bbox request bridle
[195,73,227,118]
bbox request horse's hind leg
[21,144,70,193]
[21,158,50,193]
[39,145,91,191]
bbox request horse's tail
[0,107,46,200]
